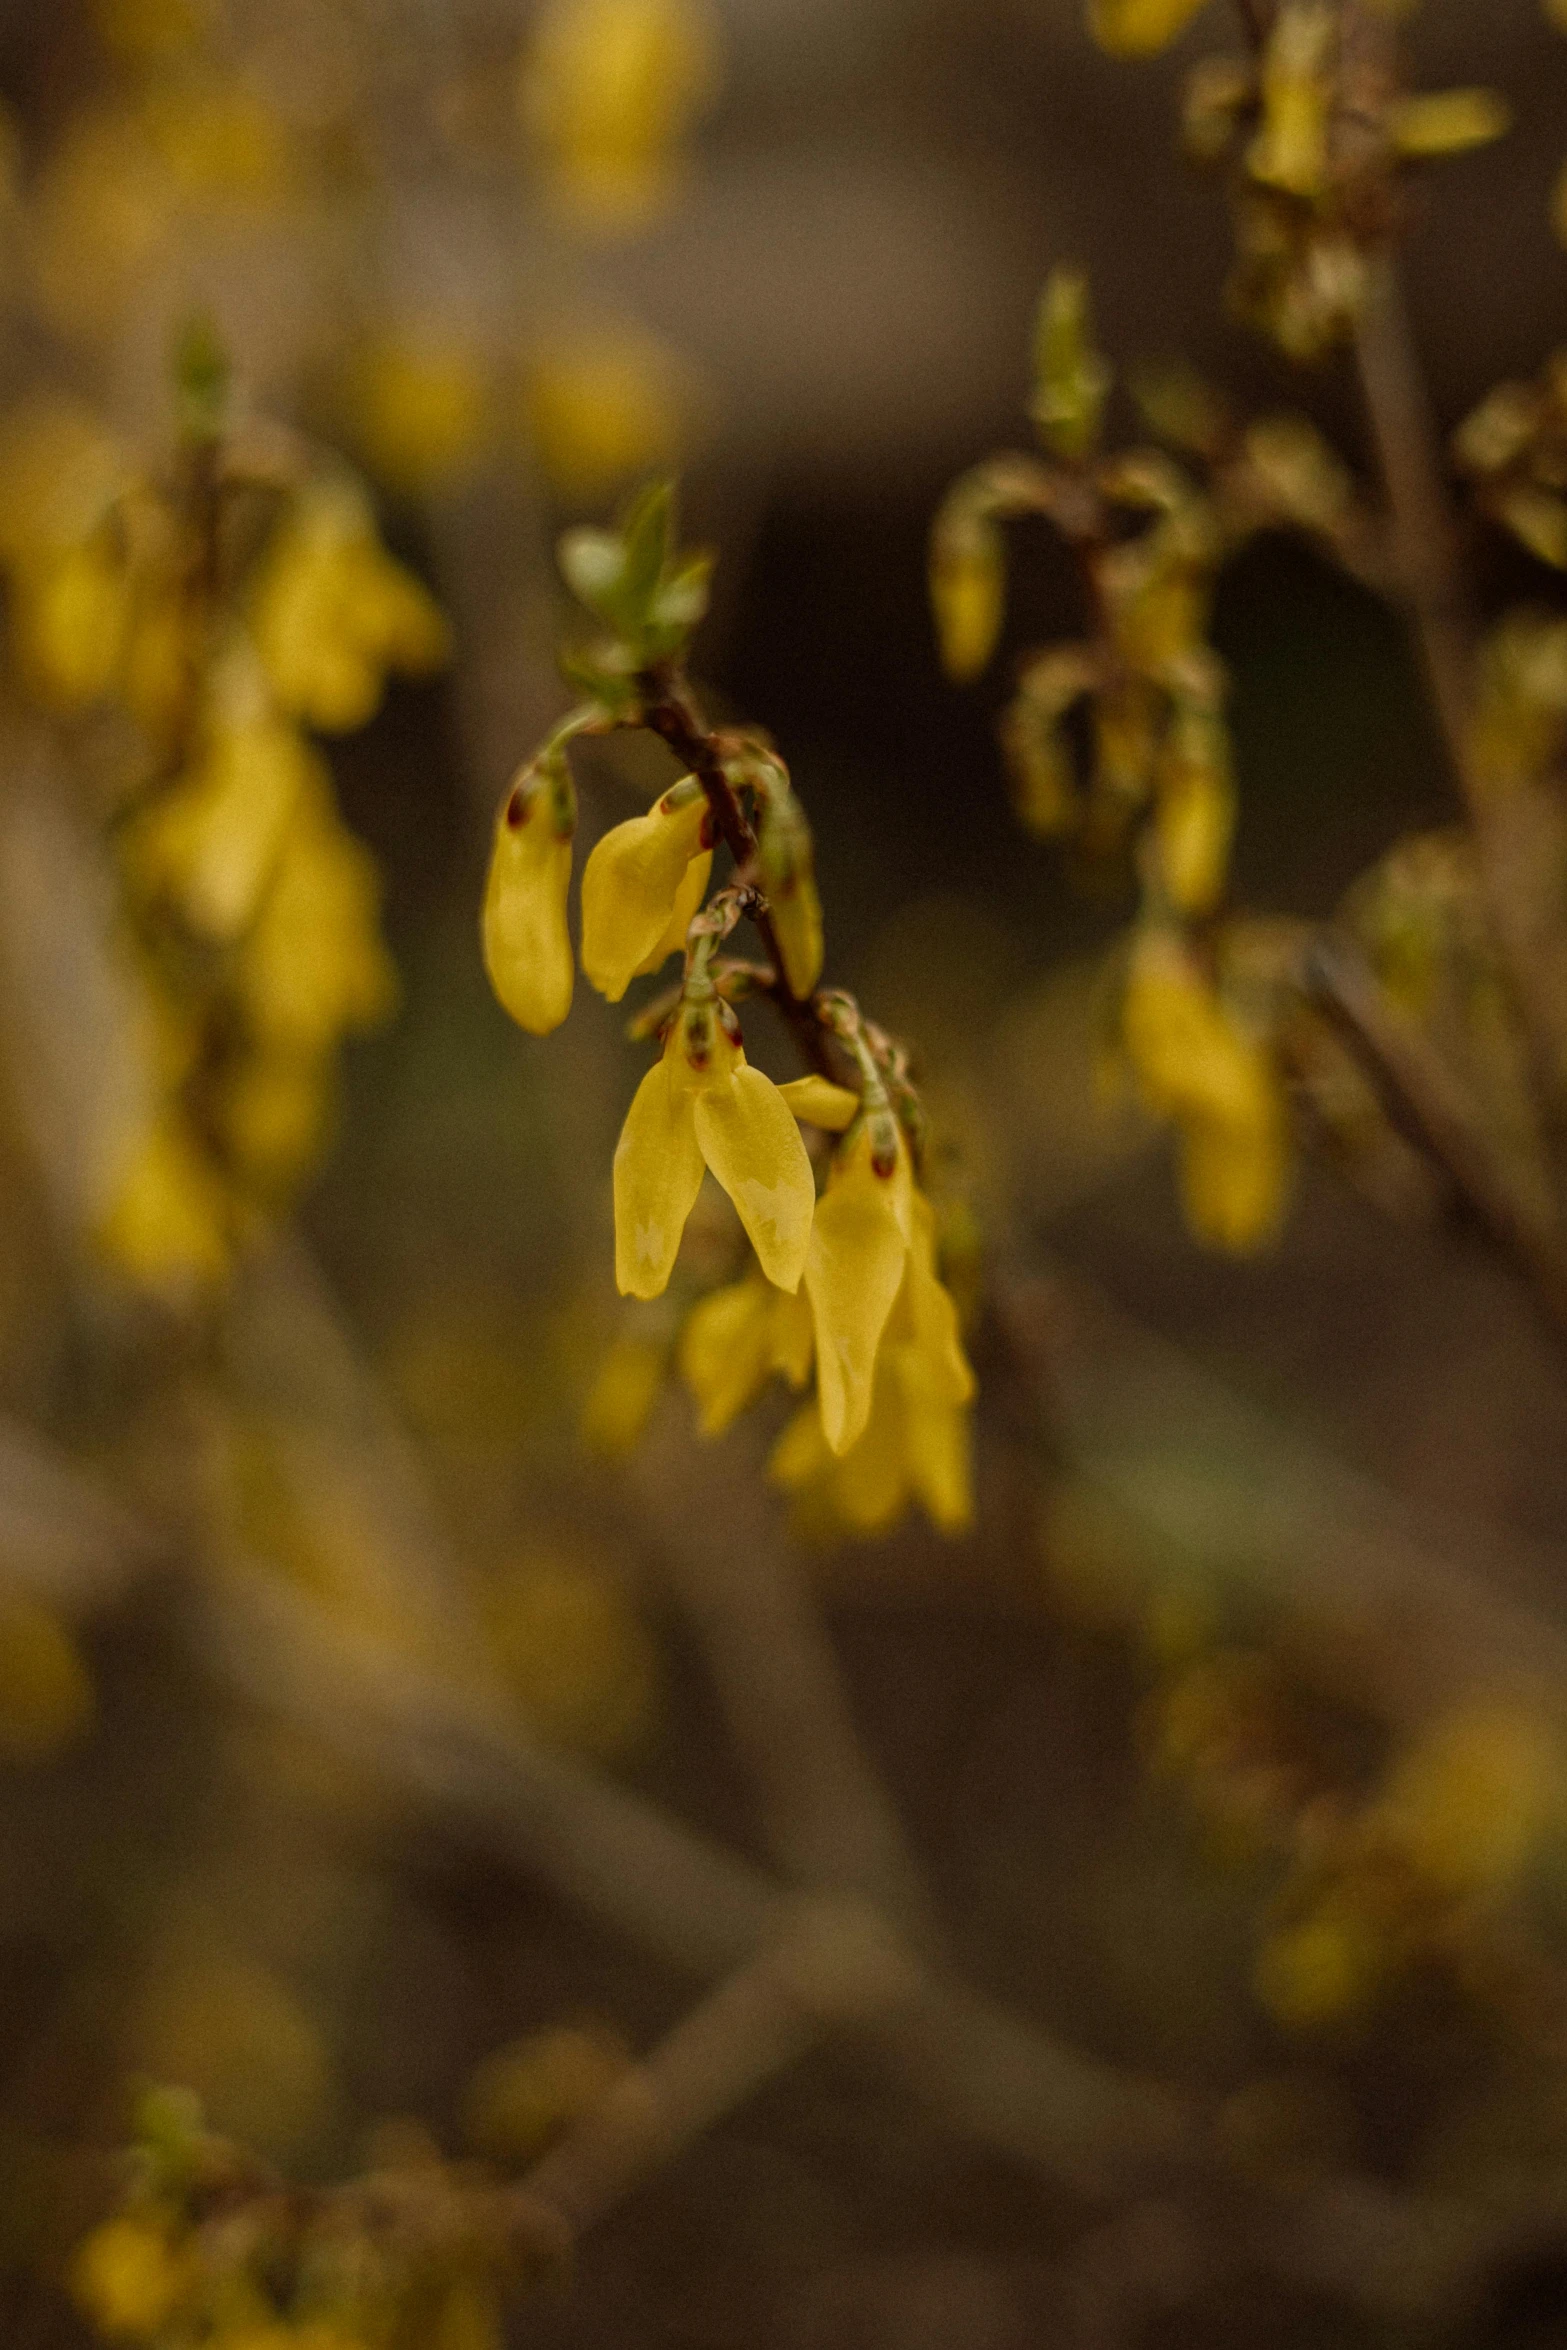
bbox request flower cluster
[1092,0,1508,360]
[482,484,976,1539]
[933,270,1306,1252]
[0,343,447,1299]
[70,2086,554,2350]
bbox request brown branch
[637,670,838,1081]
[1307,935,1567,1350]
[1353,250,1567,1166]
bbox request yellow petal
[929,522,1003,683]
[679,1272,778,1436]
[580,1330,666,1454]
[613,1046,706,1298]
[896,1351,973,1534]
[632,844,711,978]
[1391,88,1510,159]
[900,1192,975,1408]
[483,777,576,1035]
[580,784,709,1001]
[124,716,312,940]
[1178,1102,1290,1253]
[776,1074,858,1131]
[804,1124,912,1455]
[830,1371,911,1534]
[1086,0,1210,57]
[691,1061,815,1292]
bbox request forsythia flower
[483,764,576,1036]
[520,0,719,230]
[679,1267,813,1436]
[580,778,712,1001]
[773,1199,974,1534]
[1120,928,1290,1252]
[929,516,1004,684]
[802,1114,909,1455]
[613,996,813,1298]
[94,1116,232,1295]
[124,695,316,942]
[345,330,491,495]
[525,328,684,500]
[236,786,398,1052]
[71,2215,190,2339]
[250,482,449,733]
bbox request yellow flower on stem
[613,993,814,1299]
[251,482,449,734]
[580,777,712,1001]
[1121,926,1290,1252]
[71,2215,191,2341]
[679,1267,813,1436]
[483,760,577,1036]
[802,1109,915,1456]
[773,1194,975,1536]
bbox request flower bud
[581,778,711,1001]
[929,507,1004,683]
[756,786,824,997]
[482,760,576,1035]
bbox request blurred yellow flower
[94,1114,232,1295]
[581,778,710,1002]
[929,518,1003,684]
[1376,1703,1563,1900]
[124,696,317,941]
[251,484,449,734]
[520,0,719,231]
[346,331,492,496]
[237,788,398,1053]
[580,1328,667,1454]
[1120,928,1290,1252]
[613,1001,814,1298]
[525,327,685,499]
[679,1268,812,1437]
[71,2215,190,2340]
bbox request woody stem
[638,670,838,1081]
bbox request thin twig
[1307,935,1567,1350]
[1353,249,1567,1168]
[638,671,838,1081]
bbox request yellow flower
[71,2215,190,2340]
[525,326,685,500]
[483,765,576,1036]
[346,330,491,495]
[218,1052,330,1191]
[580,779,711,1001]
[1152,698,1234,916]
[928,516,1003,684]
[94,1114,232,1295]
[802,1114,914,1455]
[520,0,719,231]
[1246,4,1335,200]
[679,1268,813,1436]
[237,791,397,1053]
[250,483,449,734]
[1121,928,1290,1252]
[1086,0,1210,57]
[580,1328,666,1453]
[613,998,814,1298]
[772,1210,974,1537]
[124,699,316,941]
[775,1074,858,1131]
[9,540,130,708]
[756,787,823,999]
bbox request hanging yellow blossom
[520,0,719,231]
[580,778,712,1001]
[483,763,576,1036]
[613,997,814,1298]
[123,698,317,942]
[773,1204,974,1536]
[680,1268,813,1436]
[1120,928,1290,1252]
[802,1114,914,1456]
[250,483,449,734]
[237,789,398,1053]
